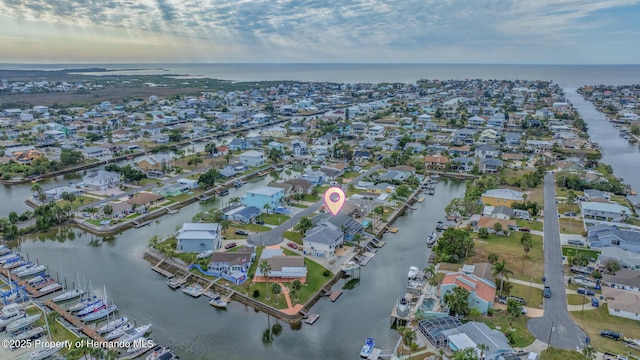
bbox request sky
[1,0,640,64]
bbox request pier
[44,299,108,344]
[150,260,175,278]
[329,290,343,302]
[0,265,62,298]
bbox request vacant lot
[516,219,543,231]
[540,347,584,360]
[570,304,640,356]
[561,246,601,260]
[558,218,585,234]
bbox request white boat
[7,313,41,332]
[397,297,410,317]
[0,310,25,329]
[38,282,62,293]
[76,299,105,317]
[81,304,117,322]
[11,262,35,273]
[29,342,64,360]
[408,266,420,280]
[105,322,134,341]
[27,275,46,285]
[97,316,128,334]
[360,337,375,358]
[426,231,438,247]
[68,296,100,312]
[182,284,203,297]
[126,337,155,354]
[17,265,47,277]
[119,323,152,343]
[196,250,214,260]
[53,288,85,303]
[209,295,228,308]
[146,346,178,360]
[13,326,44,342]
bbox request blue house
[176,223,222,253]
[299,170,326,186]
[228,138,247,151]
[588,224,640,253]
[242,186,285,213]
[440,272,496,315]
[227,206,262,223]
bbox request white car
[520,306,528,315]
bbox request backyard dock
[44,299,108,344]
[368,348,382,360]
[388,228,399,233]
[417,197,425,203]
[329,290,343,302]
[134,220,152,228]
[304,313,320,325]
[197,195,212,202]
[150,260,175,278]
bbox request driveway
[527,172,587,350]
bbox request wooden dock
[368,348,382,360]
[329,290,343,302]
[150,260,175,278]
[304,314,319,325]
[388,227,399,233]
[0,265,60,298]
[417,197,425,203]
[134,220,152,228]
[166,208,179,214]
[197,194,212,202]
[222,290,235,303]
[44,299,108,344]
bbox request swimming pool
[422,298,435,311]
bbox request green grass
[290,203,309,208]
[570,304,640,356]
[501,282,543,308]
[341,171,360,179]
[559,218,585,235]
[516,219,543,231]
[86,218,110,226]
[468,232,544,283]
[302,194,321,202]
[240,223,271,232]
[260,213,290,225]
[540,347,584,360]
[561,246,601,260]
[283,231,303,245]
[468,311,535,348]
[567,294,590,305]
[26,307,78,345]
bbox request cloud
[0,0,639,63]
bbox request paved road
[247,165,382,247]
[527,172,587,350]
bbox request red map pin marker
[324,187,346,216]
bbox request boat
[0,247,11,257]
[166,278,184,290]
[209,295,228,308]
[29,342,64,360]
[360,338,375,358]
[105,322,134,341]
[32,279,56,290]
[53,288,85,303]
[119,323,152,343]
[13,326,45,342]
[426,231,438,247]
[0,255,21,265]
[5,260,26,270]
[17,265,47,278]
[397,297,410,317]
[11,262,35,273]
[182,284,203,297]
[68,296,100,312]
[435,221,444,231]
[97,316,128,334]
[196,250,214,260]
[126,337,155,354]
[81,304,117,322]
[6,313,41,332]
[37,282,62,293]
[146,346,178,360]
[27,275,46,285]
[0,310,25,329]
[76,299,105,316]
[408,266,420,280]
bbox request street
[527,172,587,350]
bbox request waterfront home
[81,146,109,159]
[602,269,640,293]
[448,146,471,157]
[302,226,343,258]
[449,157,475,172]
[281,179,313,195]
[242,186,285,213]
[225,206,261,224]
[11,149,45,165]
[154,183,189,197]
[583,189,613,202]
[262,126,286,137]
[480,188,524,208]
[587,224,640,253]
[42,186,84,202]
[476,216,517,232]
[126,192,164,211]
[239,150,266,167]
[312,213,364,241]
[581,202,631,222]
[135,154,174,173]
[228,138,247,151]
[474,144,500,159]
[207,246,255,285]
[424,155,449,169]
[254,246,307,283]
[439,272,496,315]
[176,223,222,252]
[82,170,121,191]
[298,170,326,185]
[441,322,513,359]
[479,158,503,174]
[601,287,640,322]
[177,178,199,189]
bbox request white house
[177,178,199,189]
[582,202,632,222]
[176,223,222,253]
[239,150,266,167]
[262,126,286,137]
[81,146,109,159]
[367,125,385,140]
[82,170,121,190]
[601,287,640,322]
[302,226,343,258]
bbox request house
[225,206,262,224]
[81,146,109,159]
[206,246,255,285]
[177,178,199,189]
[584,189,613,202]
[352,150,371,164]
[404,142,426,154]
[268,141,284,151]
[479,158,503,174]
[602,268,640,293]
[242,186,285,213]
[11,149,45,165]
[490,206,513,220]
[601,287,640,321]
[449,146,471,156]
[449,157,475,172]
[599,247,640,270]
[439,272,496,315]
[154,183,189,197]
[82,170,121,191]
[42,186,84,202]
[442,322,514,360]
[303,226,344,258]
[298,170,326,185]
[288,122,307,133]
[424,155,449,169]
[228,138,247,151]
[587,224,640,253]
[239,150,266,167]
[176,223,222,252]
[475,144,501,159]
[468,115,486,127]
[582,202,631,222]
[476,216,517,232]
[481,188,524,208]
[126,192,164,211]
[289,139,309,157]
[254,246,307,283]
[312,213,364,241]
[367,125,385,139]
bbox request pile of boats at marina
[0,245,64,300]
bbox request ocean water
[2,63,640,87]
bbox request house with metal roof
[587,224,640,253]
[254,246,307,283]
[302,226,343,258]
[481,188,525,208]
[582,202,631,222]
[82,170,121,191]
[442,322,513,359]
[176,223,222,253]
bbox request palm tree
[492,260,513,294]
[229,197,241,206]
[220,220,231,235]
[294,216,313,236]
[31,184,42,195]
[271,282,282,304]
[259,260,272,300]
[352,233,364,251]
[582,345,595,360]
[478,343,489,360]
[292,279,302,301]
[263,203,272,215]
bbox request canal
[20,178,465,359]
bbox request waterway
[563,88,640,192]
[20,178,465,359]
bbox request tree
[263,203,271,215]
[60,149,84,165]
[259,260,272,300]
[271,283,282,304]
[352,233,364,251]
[102,204,113,217]
[478,227,489,239]
[187,155,203,168]
[506,298,521,327]
[8,211,18,224]
[229,197,241,207]
[493,222,503,233]
[31,184,43,195]
[442,286,470,317]
[220,220,231,235]
[477,343,489,360]
[493,260,513,294]
[292,279,302,301]
[487,252,499,264]
[582,345,595,360]
[520,232,533,255]
[197,168,219,189]
[433,228,474,263]
[294,216,313,236]
[604,259,621,273]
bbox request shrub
[252,289,260,298]
[323,270,331,277]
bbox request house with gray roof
[176,223,222,252]
[602,268,640,293]
[302,226,343,258]
[82,170,120,190]
[254,248,307,282]
[587,224,640,253]
[479,158,503,174]
[474,144,501,159]
[449,157,475,172]
[442,322,513,360]
[582,202,631,222]
[207,246,255,285]
[312,213,364,241]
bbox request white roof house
[482,189,524,202]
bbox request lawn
[242,224,271,232]
[566,294,590,306]
[540,347,584,360]
[283,231,303,245]
[504,282,543,308]
[570,304,640,356]
[516,219,543,231]
[558,218,585,235]
[342,171,360,179]
[26,307,78,345]
[166,189,203,202]
[468,232,544,283]
[468,311,536,348]
[290,203,309,208]
[561,246,601,260]
[260,213,290,225]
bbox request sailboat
[6,313,41,332]
[119,323,152,343]
[104,322,134,341]
[97,316,128,334]
[81,285,116,322]
[29,310,63,360]
[53,272,85,302]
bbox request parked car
[225,242,237,249]
[520,306,528,315]
[543,286,551,298]
[508,296,527,305]
[235,230,248,236]
[219,189,229,196]
[254,219,265,225]
[577,288,595,296]
[287,242,299,250]
[564,212,577,217]
[497,296,507,304]
[518,227,530,232]
[600,330,622,341]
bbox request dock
[416,197,425,203]
[0,265,61,298]
[368,348,382,360]
[329,290,343,302]
[44,299,108,344]
[150,260,175,278]
[388,227,399,233]
[166,208,179,215]
[134,220,152,228]
[197,194,212,202]
[304,313,320,325]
